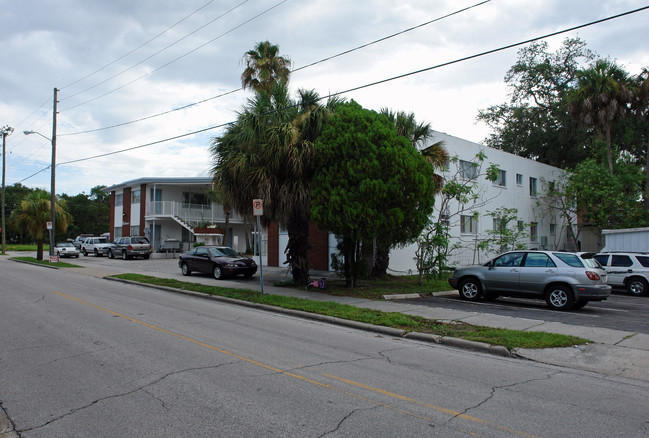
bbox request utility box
[601,228,649,252]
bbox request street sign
[253,199,263,216]
[49,255,59,263]
[46,221,53,230]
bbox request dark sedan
[178,246,257,280]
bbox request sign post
[252,199,264,295]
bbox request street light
[24,129,56,257]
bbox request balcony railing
[145,201,241,225]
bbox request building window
[494,169,506,187]
[529,177,537,197]
[517,220,525,231]
[530,222,538,242]
[459,160,478,180]
[131,226,140,236]
[461,214,478,234]
[115,193,123,207]
[114,228,122,239]
[550,223,557,235]
[182,192,208,207]
[131,189,140,204]
[493,218,506,233]
[516,173,523,185]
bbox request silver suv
[448,250,611,310]
[81,237,114,257]
[593,252,649,296]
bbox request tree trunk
[370,239,390,278]
[36,239,44,261]
[243,216,252,253]
[222,209,230,246]
[286,214,310,286]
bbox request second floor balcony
[145,201,242,226]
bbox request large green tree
[241,41,292,93]
[60,186,110,238]
[568,59,634,175]
[311,101,437,287]
[10,189,71,260]
[477,37,595,169]
[371,108,447,277]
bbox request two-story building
[102,177,256,256]
[103,130,574,271]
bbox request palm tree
[211,82,343,284]
[568,59,633,174]
[241,41,292,93]
[10,190,70,260]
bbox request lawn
[11,256,82,268]
[113,273,590,350]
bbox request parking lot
[45,252,649,335]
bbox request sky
[1,0,648,196]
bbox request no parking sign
[253,199,263,216]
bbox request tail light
[129,245,133,250]
[585,271,600,281]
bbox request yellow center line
[322,373,543,438]
[55,291,541,437]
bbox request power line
[60,0,288,113]
[59,0,490,136]
[18,4,649,182]
[61,0,219,91]
[62,0,248,101]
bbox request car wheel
[83,249,88,256]
[545,285,574,311]
[458,278,482,301]
[181,262,191,276]
[573,299,588,309]
[213,265,223,280]
[108,250,114,259]
[626,277,648,296]
[122,251,128,260]
[94,248,100,257]
[57,251,61,257]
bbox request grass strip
[11,256,82,268]
[112,273,590,350]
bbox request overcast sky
[1,0,648,196]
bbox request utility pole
[50,88,58,256]
[1,125,13,255]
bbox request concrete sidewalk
[7,253,649,382]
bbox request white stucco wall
[387,131,572,272]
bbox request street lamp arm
[23,130,52,142]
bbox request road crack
[15,361,237,433]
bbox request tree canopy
[311,101,437,287]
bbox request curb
[105,276,513,358]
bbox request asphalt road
[2,258,649,437]
[409,290,649,334]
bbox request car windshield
[208,247,240,257]
[57,242,73,247]
[553,252,584,268]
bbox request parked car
[447,250,611,311]
[72,234,93,249]
[593,252,649,296]
[178,246,257,280]
[80,236,114,257]
[109,236,153,260]
[53,241,79,258]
